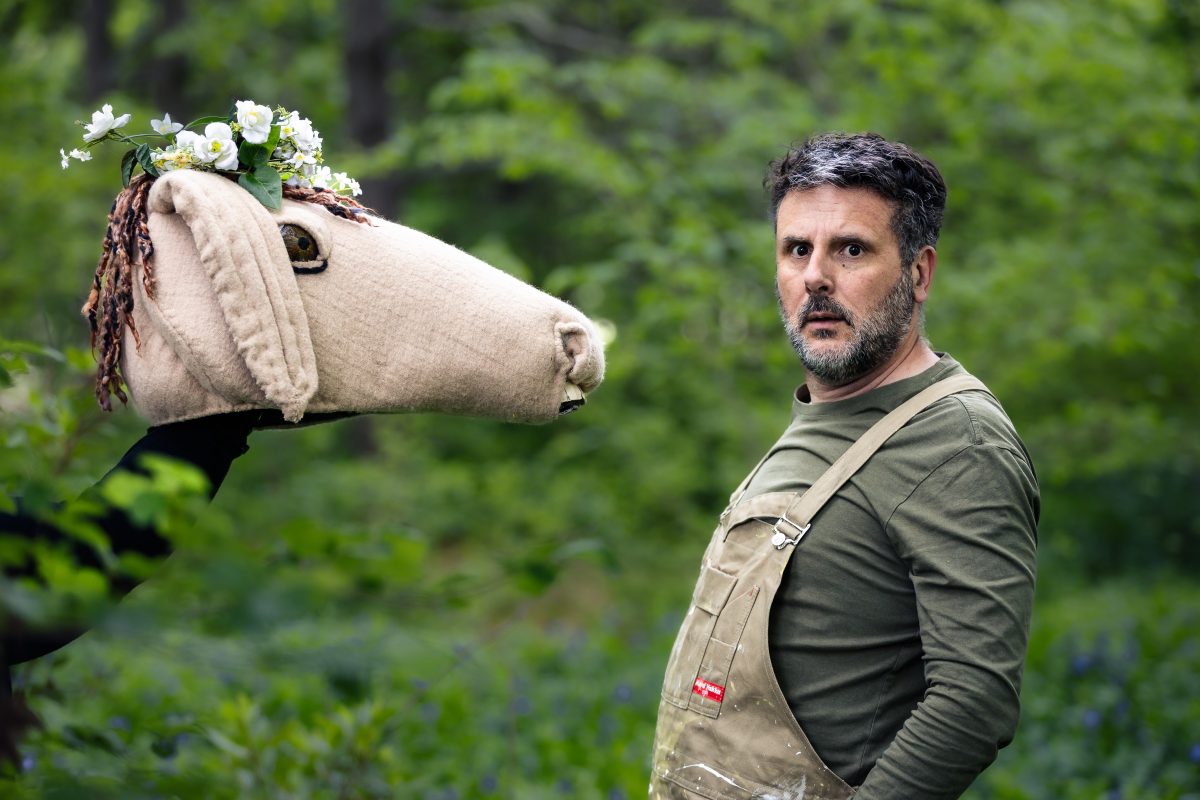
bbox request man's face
[774,185,920,387]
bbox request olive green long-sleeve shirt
[745,354,1039,798]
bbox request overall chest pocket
[660,564,760,718]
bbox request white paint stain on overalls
[755,775,806,800]
[677,763,751,792]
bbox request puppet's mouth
[559,383,586,415]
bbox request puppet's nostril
[557,323,602,392]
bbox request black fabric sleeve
[1,412,258,667]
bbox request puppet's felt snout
[119,170,605,425]
[557,322,603,414]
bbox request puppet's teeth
[559,383,586,415]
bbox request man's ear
[912,245,936,303]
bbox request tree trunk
[343,0,403,219]
[145,0,191,117]
[83,0,114,102]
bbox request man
[650,133,1039,799]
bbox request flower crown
[62,100,361,209]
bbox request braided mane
[81,175,374,411]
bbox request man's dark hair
[766,132,947,269]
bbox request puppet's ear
[147,171,317,421]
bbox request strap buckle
[770,516,811,550]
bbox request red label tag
[692,677,726,703]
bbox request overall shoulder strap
[726,375,988,544]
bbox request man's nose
[802,248,835,295]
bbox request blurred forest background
[1,0,1198,797]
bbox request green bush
[8,575,1200,798]
[969,582,1200,800]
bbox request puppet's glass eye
[279,224,319,262]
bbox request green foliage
[238,166,283,209]
[133,143,159,179]
[969,582,1200,800]
[1,0,1198,795]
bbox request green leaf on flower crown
[183,115,227,131]
[265,122,281,153]
[135,144,160,178]
[239,166,282,209]
[238,141,270,169]
[120,149,137,188]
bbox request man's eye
[789,243,810,257]
[279,224,319,262]
[846,243,864,257]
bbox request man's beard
[779,269,916,387]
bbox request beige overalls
[650,376,986,800]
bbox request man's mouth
[803,312,846,327]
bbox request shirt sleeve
[1,413,257,666]
[854,442,1039,799]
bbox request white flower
[332,171,362,197]
[61,147,93,169]
[282,111,322,152]
[287,151,317,180]
[151,148,173,171]
[310,165,334,189]
[151,113,184,135]
[172,131,209,170]
[197,122,238,171]
[235,100,274,144]
[153,146,196,172]
[83,103,131,142]
[174,130,203,156]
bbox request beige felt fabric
[121,170,605,425]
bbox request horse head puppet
[82,148,604,426]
